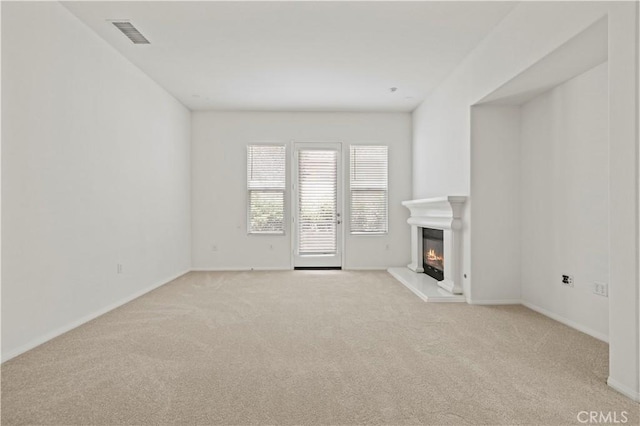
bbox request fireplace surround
[402,196,467,295]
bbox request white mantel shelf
[402,196,467,230]
[390,195,468,300]
[402,195,467,207]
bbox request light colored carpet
[1,270,638,425]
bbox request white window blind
[247,145,286,234]
[298,150,338,254]
[350,145,388,234]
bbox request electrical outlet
[562,274,574,287]
[117,263,123,274]
[593,282,608,297]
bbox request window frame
[349,144,389,235]
[246,143,287,235]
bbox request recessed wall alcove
[469,13,614,381]
[468,15,609,319]
[466,8,640,402]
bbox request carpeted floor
[1,270,638,425]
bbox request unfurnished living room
[2,1,639,425]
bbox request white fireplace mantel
[402,196,467,295]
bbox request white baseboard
[521,300,609,343]
[191,266,392,272]
[467,299,522,305]
[343,267,388,270]
[190,267,291,271]
[1,269,190,363]
[191,266,389,271]
[607,377,640,402]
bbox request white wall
[521,63,609,340]
[469,105,521,303]
[1,2,192,361]
[191,111,412,270]
[412,1,638,399]
[413,2,616,300]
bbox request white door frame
[291,142,344,268]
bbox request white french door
[292,143,342,268]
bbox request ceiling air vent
[112,22,150,44]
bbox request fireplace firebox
[423,228,444,281]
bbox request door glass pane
[298,150,337,254]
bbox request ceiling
[62,1,516,112]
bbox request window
[350,145,388,234]
[247,144,286,234]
